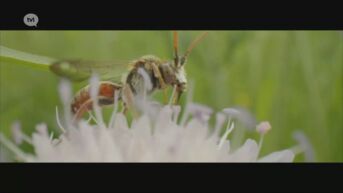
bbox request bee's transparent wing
[50,59,132,83]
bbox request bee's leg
[122,102,128,115]
[173,90,183,105]
[121,84,138,118]
[71,82,122,121]
[173,84,185,105]
[150,63,168,103]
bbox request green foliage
[0,31,342,161]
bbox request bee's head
[168,32,207,90]
[172,56,187,91]
[160,61,186,88]
[156,32,208,90]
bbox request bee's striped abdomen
[71,82,122,120]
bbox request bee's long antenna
[181,32,208,64]
[173,31,179,66]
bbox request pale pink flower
[0,76,296,162]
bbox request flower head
[0,77,296,162]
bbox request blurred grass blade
[0,46,56,71]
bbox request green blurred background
[0,31,342,162]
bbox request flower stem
[0,45,56,71]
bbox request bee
[50,32,207,120]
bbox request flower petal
[258,150,295,162]
[222,107,256,130]
[228,139,259,162]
